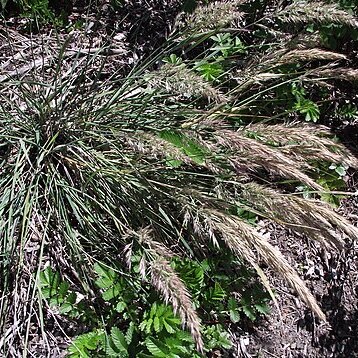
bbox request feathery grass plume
[124,131,225,175]
[202,209,325,320]
[137,228,175,259]
[231,34,345,89]
[311,67,358,82]
[175,0,245,35]
[288,32,323,50]
[148,63,227,102]
[230,48,344,97]
[213,130,323,190]
[243,123,358,168]
[278,49,346,64]
[239,48,346,77]
[150,259,204,352]
[278,1,358,27]
[137,229,203,352]
[241,183,358,248]
[124,132,196,166]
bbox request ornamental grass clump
[1,0,358,355]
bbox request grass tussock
[1,0,358,355]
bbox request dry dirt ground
[244,202,358,358]
[2,1,358,357]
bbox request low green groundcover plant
[1,0,358,356]
[39,256,269,357]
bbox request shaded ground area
[237,181,358,357]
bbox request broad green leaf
[159,131,206,164]
[167,159,182,168]
[40,267,61,290]
[335,165,346,177]
[49,296,63,306]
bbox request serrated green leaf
[206,282,226,301]
[163,319,175,334]
[153,316,161,332]
[229,309,240,323]
[155,303,166,317]
[40,267,52,286]
[165,316,181,326]
[40,267,61,291]
[58,281,70,297]
[59,302,73,314]
[68,345,89,358]
[125,323,135,345]
[83,335,101,350]
[174,330,193,342]
[68,330,104,357]
[95,277,113,289]
[146,318,153,334]
[255,303,270,315]
[164,336,184,350]
[41,287,51,299]
[150,302,158,318]
[67,291,77,304]
[94,263,117,281]
[116,301,127,313]
[241,305,256,321]
[102,284,121,301]
[49,296,62,306]
[139,320,147,332]
[335,165,346,177]
[227,297,238,311]
[145,337,168,357]
[111,327,128,352]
